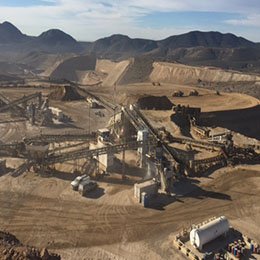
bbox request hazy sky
[0,0,260,42]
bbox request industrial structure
[0,82,259,207]
[190,216,229,250]
[173,216,260,259]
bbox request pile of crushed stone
[0,230,61,260]
[49,85,84,101]
[136,95,174,110]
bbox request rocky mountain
[0,21,28,43]
[88,31,256,58]
[36,29,82,52]
[91,34,158,58]
[0,21,82,53]
[158,31,255,49]
[1,21,260,75]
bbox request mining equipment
[173,105,201,122]
[172,90,184,97]
[189,90,199,96]
[97,128,111,143]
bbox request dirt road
[0,166,259,259]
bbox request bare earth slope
[150,62,260,84]
[96,59,133,86]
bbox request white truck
[71,174,89,191]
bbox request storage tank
[190,216,229,250]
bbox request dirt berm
[50,54,96,82]
[96,58,133,86]
[150,62,260,84]
[49,85,84,101]
[137,95,174,110]
[201,105,260,139]
[118,56,155,85]
[0,230,60,260]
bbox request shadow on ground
[84,187,105,199]
[200,105,260,139]
[147,178,231,211]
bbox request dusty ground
[0,165,259,259]
[0,83,260,259]
[86,83,259,112]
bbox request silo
[190,216,229,250]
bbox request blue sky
[0,0,260,41]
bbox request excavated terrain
[0,230,60,259]
[150,62,260,84]
[48,85,84,101]
[0,58,260,259]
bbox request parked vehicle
[71,174,89,191]
[78,179,97,196]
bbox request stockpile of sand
[0,230,60,260]
[49,85,84,101]
[50,54,97,82]
[119,56,154,85]
[150,62,260,84]
[137,95,174,110]
[78,71,105,86]
[96,59,132,86]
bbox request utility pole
[113,83,116,133]
[88,104,91,134]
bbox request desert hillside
[150,62,260,84]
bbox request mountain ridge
[1,21,260,74]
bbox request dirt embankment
[150,62,260,84]
[201,105,260,139]
[96,59,133,86]
[137,95,174,110]
[118,56,154,85]
[50,54,97,82]
[0,230,60,260]
[49,85,84,101]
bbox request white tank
[190,216,229,250]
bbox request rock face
[0,230,61,260]
[150,62,260,84]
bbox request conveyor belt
[171,136,224,149]
[24,132,97,144]
[44,140,149,165]
[0,93,26,115]
[0,93,41,113]
[11,161,33,177]
[130,105,182,164]
[77,86,117,112]
[192,155,226,166]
